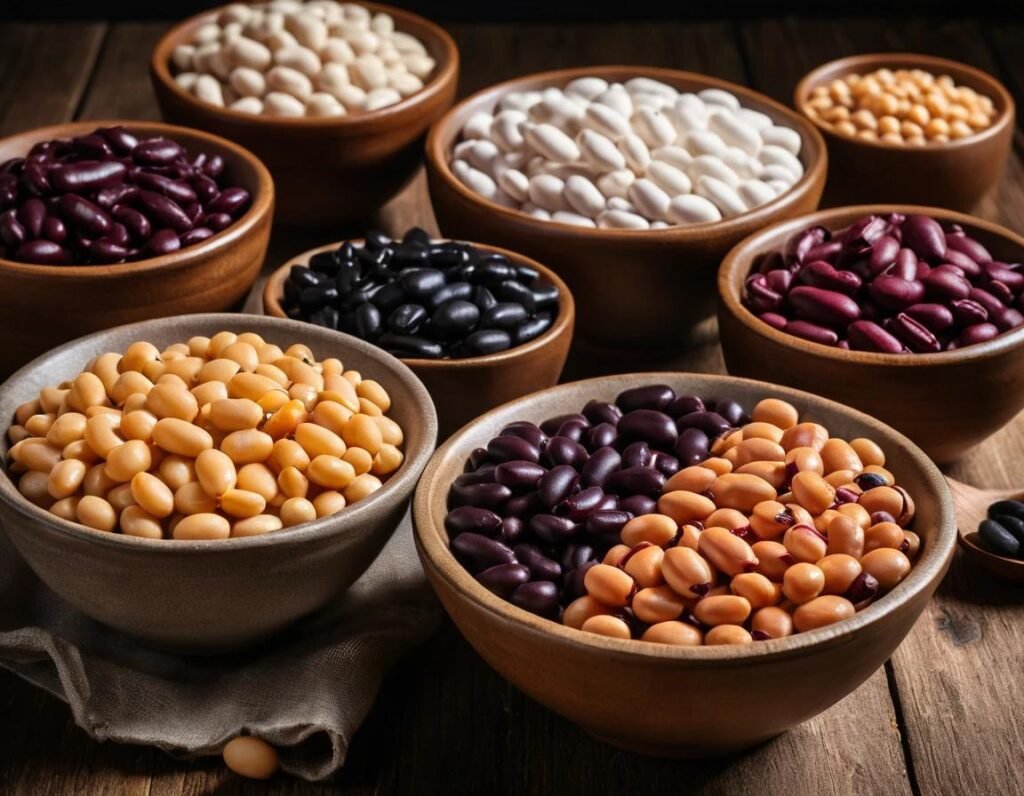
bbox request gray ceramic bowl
[0,314,437,652]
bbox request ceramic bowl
[717,204,1024,465]
[0,313,437,652]
[424,65,827,354]
[0,120,273,379]
[413,373,956,757]
[794,53,1014,211]
[262,240,575,437]
[150,1,458,228]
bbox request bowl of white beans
[425,66,827,353]
[0,313,437,652]
[151,0,459,227]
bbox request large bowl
[151,1,458,228]
[0,314,437,652]
[425,66,827,354]
[0,120,273,378]
[413,373,956,757]
[262,239,574,437]
[717,204,1024,464]
[794,53,1014,211]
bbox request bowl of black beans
[264,228,574,436]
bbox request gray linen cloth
[0,509,439,781]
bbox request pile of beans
[451,77,804,229]
[444,385,753,618]
[743,212,1024,352]
[0,126,251,266]
[804,67,997,145]
[978,499,1024,559]
[281,228,560,359]
[5,331,403,540]
[569,397,920,646]
[171,1,435,117]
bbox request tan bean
[371,444,403,477]
[729,437,786,467]
[145,382,199,422]
[783,524,828,563]
[710,473,777,512]
[782,562,825,604]
[322,373,360,412]
[207,331,238,359]
[825,469,856,488]
[121,410,158,442]
[144,360,168,382]
[751,605,794,639]
[174,481,218,515]
[270,438,311,472]
[563,595,610,629]
[705,507,750,533]
[307,455,357,489]
[276,356,323,390]
[119,341,161,374]
[710,429,743,456]
[310,400,353,436]
[38,389,67,415]
[255,363,289,387]
[632,585,686,623]
[232,514,284,537]
[278,465,310,498]
[192,380,229,407]
[820,438,863,474]
[750,500,791,540]
[221,429,274,464]
[356,379,391,412]
[584,563,635,607]
[163,356,204,385]
[131,472,174,518]
[780,422,828,452]
[850,438,885,467]
[700,457,732,476]
[120,505,164,539]
[312,490,346,517]
[46,458,86,499]
[16,439,63,473]
[581,614,631,639]
[24,413,55,437]
[110,371,154,405]
[173,512,231,540]
[662,546,714,596]
[18,470,53,506]
[676,524,701,551]
[295,422,347,458]
[104,440,153,482]
[698,526,758,576]
[742,421,784,443]
[735,460,787,490]
[62,440,99,464]
[90,352,123,395]
[280,496,317,527]
[704,625,753,645]
[641,620,703,646]
[341,414,383,455]
[864,521,906,552]
[7,424,29,444]
[196,448,237,497]
[220,341,260,372]
[818,553,862,595]
[751,540,794,582]
[664,465,717,494]
[903,531,921,559]
[229,372,286,403]
[620,513,678,547]
[208,398,264,431]
[83,463,117,497]
[158,455,196,492]
[860,548,911,590]
[791,470,836,515]
[785,446,823,476]
[49,496,80,522]
[67,371,108,412]
[263,399,310,439]
[622,544,665,588]
[730,572,782,609]
[221,489,267,518]
[153,417,212,457]
[827,513,866,558]
[838,502,872,530]
[693,594,752,626]
[237,463,279,502]
[858,485,902,518]
[793,595,855,632]
[76,494,117,531]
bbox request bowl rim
[424,64,828,238]
[262,238,576,369]
[0,119,274,279]
[0,312,438,554]
[718,203,1024,366]
[413,371,957,664]
[150,0,460,131]
[793,52,1016,152]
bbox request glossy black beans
[979,498,1024,559]
[284,229,561,361]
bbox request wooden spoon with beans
[946,477,1024,582]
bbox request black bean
[979,518,1021,558]
[388,303,427,335]
[460,329,512,356]
[427,242,471,268]
[494,279,536,312]
[402,226,431,246]
[513,314,553,345]
[337,284,378,311]
[431,299,480,337]
[365,230,391,250]
[378,333,444,359]
[480,302,529,331]
[617,384,676,412]
[855,472,889,490]
[477,563,531,598]
[354,302,382,340]
[515,263,540,281]
[299,284,338,313]
[988,499,1024,524]
[310,307,340,329]
[473,255,516,285]
[472,285,498,312]
[426,281,474,310]
[991,514,1024,545]
[399,267,446,298]
[371,281,406,314]
[532,283,560,311]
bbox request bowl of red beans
[412,373,955,757]
[0,120,274,377]
[717,205,1024,464]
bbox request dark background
[2,0,1022,19]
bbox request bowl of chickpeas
[795,53,1014,211]
[0,313,437,652]
[413,373,956,756]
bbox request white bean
[172,44,196,72]
[737,108,773,130]
[737,179,777,208]
[497,169,530,202]
[264,91,305,116]
[667,193,722,224]
[760,125,802,154]
[618,133,651,173]
[606,196,637,212]
[524,123,581,162]
[323,37,356,64]
[596,169,635,199]
[760,145,804,181]
[194,74,224,106]
[453,159,499,201]
[651,145,693,170]
[391,31,425,55]
[627,178,670,221]
[231,96,264,114]
[565,76,608,100]
[564,175,606,218]
[647,160,692,195]
[317,62,351,97]
[391,72,423,97]
[699,88,740,110]
[463,112,493,140]
[625,77,678,99]
[687,154,740,187]
[492,110,527,152]
[226,36,272,70]
[403,53,435,79]
[465,140,500,175]
[527,174,568,212]
[632,108,677,148]
[582,103,631,139]
[521,203,551,220]
[229,66,265,98]
[274,45,321,78]
[597,209,649,229]
[695,175,746,217]
[365,87,401,110]
[707,110,762,154]
[762,164,799,184]
[306,92,346,117]
[684,130,727,158]
[175,72,199,92]
[593,84,633,118]
[352,53,387,90]
[552,210,597,228]
[266,65,313,100]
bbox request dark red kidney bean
[452,481,512,510]
[582,399,622,426]
[558,486,606,520]
[71,133,113,158]
[841,214,888,248]
[207,187,250,216]
[487,434,539,464]
[445,506,503,538]
[869,235,900,273]
[652,451,680,477]
[147,228,181,256]
[759,311,788,331]
[950,299,988,326]
[845,320,905,354]
[503,492,542,519]
[131,170,198,205]
[58,193,113,237]
[467,448,489,471]
[190,173,220,204]
[453,469,496,489]
[540,413,587,436]
[984,262,1024,294]
[95,183,139,210]
[803,240,843,265]
[745,274,783,314]
[131,138,183,166]
[97,126,139,154]
[618,409,678,450]
[969,287,1005,315]
[90,238,129,263]
[922,267,971,301]
[618,494,658,517]
[182,201,201,223]
[543,436,588,469]
[765,269,793,294]
[904,303,954,333]
[112,206,151,242]
[16,197,46,238]
[889,313,940,353]
[180,227,214,247]
[501,517,525,546]
[513,544,562,582]
[593,493,619,512]
[676,411,730,439]
[868,275,925,311]
[604,466,665,497]
[666,395,705,418]
[675,426,710,466]
[511,581,560,617]
[788,225,829,263]
[556,417,589,442]
[943,249,982,278]
[50,160,127,193]
[499,421,546,450]
[712,399,746,426]
[960,323,1000,346]
[585,510,633,539]
[886,250,919,281]
[23,162,50,195]
[991,306,1024,332]
[845,571,879,605]
[581,416,613,450]
[616,384,675,413]
[202,211,233,232]
[538,464,580,508]
[756,251,785,274]
[786,320,839,346]
[581,446,622,488]
[137,191,192,232]
[621,441,652,469]
[451,532,515,574]
[494,460,546,491]
[42,215,66,244]
[562,561,598,600]
[476,563,531,598]
[529,514,579,545]
[788,285,861,328]
[799,260,862,297]
[106,222,129,247]
[0,211,26,247]
[945,233,991,264]
[0,158,23,175]
[901,215,946,261]
[562,543,597,571]
[202,154,225,179]
[14,239,70,264]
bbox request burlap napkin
[0,509,439,781]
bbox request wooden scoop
[947,476,1024,583]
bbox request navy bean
[494,460,547,491]
[513,544,562,581]
[477,563,532,598]
[557,486,606,520]
[451,532,515,574]
[511,581,560,617]
[538,464,580,508]
[604,465,665,497]
[445,506,503,538]
[543,436,588,469]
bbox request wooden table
[1,12,1023,795]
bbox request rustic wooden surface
[0,13,1022,795]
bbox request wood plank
[77,22,168,121]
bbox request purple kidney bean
[759,311,788,331]
[618,494,658,517]
[180,227,214,247]
[487,435,540,464]
[513,544,562,582]
[500,517,525,546]
[477,563,531,598]
[503,492,542,519]
[90,238,130,263]
[582,422,617,451]
[42,215,66,243]
[445,506,503,538]
[745,273,783,313]
[582,399,622,426]
[841,214,889,248]
[201,211,233,232]
[803,239,843,265]
[112,206,151,242]
[499,421,546,449]
[0,211,26,247]
[557,486,606,520]
[889,313,940,353]
[581,446,622,488]
[960,323,1000,346]
[666,395,705,417]
[561,544,597,571]
[585,509,633,539]
[201,154,225,178]
[951,298,988,326]
[621,441,652,469]
[107,222,129,247]
[95,183,139,210]
[543,436,587,469]
[869,235,900,273]
[922,267,972,302]
[846,320,904,353]
[651,451,680,477]
[765,269,793,294]
[147,228,181,256]
[984,262,1024,293]
[540,413,586,436]
[511,581,560,618]
[97,126,139,154]
[452,481,512,510]
[14,239,70,264]
[131,137,184,166]
[530,514,579,545]
[676,411,730,438]
[675,427,711,465]
[990,305,1024,332]
[494,461,546,491]
[713,399,746,426]
[786,320,839,346]
[969,287,1005,315]
[788,225,829,263]
[616,384,675,413]
[799,260,861,297]
[131,170,198,205]
[16,197,46,238]
[604,466,665,497]
[49,160,127,193]
[902,215,946,261]
[986,280,1014,305]
[207,186,250,216]
[904,303,954,334]
[942,249,982,278]
[58,193,113,237]
[538,465,580,508]
[869,275,925,311]
[617,409,678,449]
[136,190,192,233]
[788,285,861,327]
[452,533,515,574]
[555,417,589,442]
[945,233,991,264]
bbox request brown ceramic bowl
[794,53,1015,211]
[0,314,437,652]
[958,532,1024,584]
[717,204,1024,465]
[262,240,574,438]
[413,373,956,757]
[151,2,458,228]
[0,120,273,379]
[425,66,827,353]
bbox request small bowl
[263,240,575,438]
[0,313,437,652]
[0,120,273,379]
[794,53,1015,211]
[958,532,1024,583]
[150,1,459,228]
[413,373,956,757]
[717,204,1024,465]
[425,65,827,353]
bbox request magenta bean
[543,436,587,469]
[90,238,129,263]
[42,215,66,243]
[556,417,589,442]
[451,532,515,574]
[112,206,151,242]
[604,465,665,497]
[922,267,971,301]
[581,446,622,488]
[180,227,214,246]
[201,211,233,232]
[869,275,925,311]
[95,183,139,209]
[943,249,982,278]
[500,517,525,545]
[23,162,49,195]
[131,138,183,166]
[529,514,579,545]
[788,285,861,327]
[583,422,618,451]
[804,240,843,264]
[511,580,560,617]
[840,214,888,248]
[886,250,918,281]
[798,260,862,297]
[869,235,900,273]
[14,239,70,264]
[616,384,675,413]
[50,160,125,194]
[621,441,653,469]
[618,494,658,517]
[847,320,905,353]
[15,197,46,238]
[585,510,633,540]
[503,492,542,519]
[758,311,788,331]
[786,319,839,346]
[901,214,946,261]
[667,395,705,417]
[618,409,678,449]
[0,211,26,247]
[499,421,546,449]
[494,461,546,491]
[765,269,793,294]
[130,170,198,205]
[513,544,562,581]
[987,280,1014,305]
[190,173,220,204]
[951,298,988,326]
[208,186,249,216]
[788,225,829,263]
[477,563,531,598]
[845,571,879,607]
[558,486,606,520]
[983,262,1024,293]
[990,306,1024,332]
[540,413,587,436]
[745,273,784,313]
[889,313,940,353]
[538,465,580,508]
[652,451,680,477]
[201,154,225,178]
[582,399,622,426]
[945,232,992,263]
[970,287,1005,315]
[58,193,113,237]
[445,506,503,538]
[97,126,139,154]
[136,190,192,232]
[904,303,954,333]
[146,228,181,256]
[960,323,1000,346]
